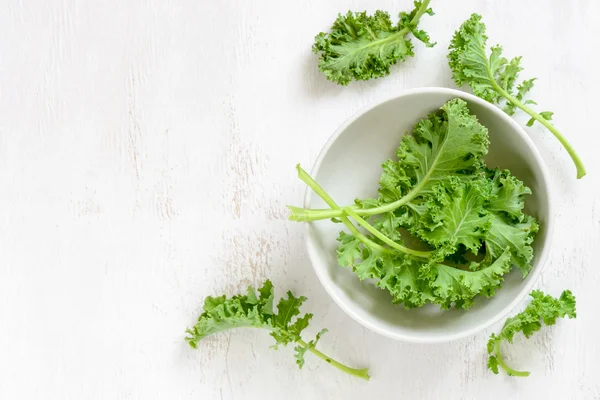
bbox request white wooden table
[1,1,599,399]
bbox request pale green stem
[296,165,430,258]
[296,339,370,381]
[490,77,585,179]
[410,0,432,25]
[296,165,390,254]
[290,145,438,222]
[342,207,432,259]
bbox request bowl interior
[305,88,551,343]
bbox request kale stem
[287,205,352,221]
[494,340,530,377]
[288,192,414,221]
[410,0,432,25]
[295,165,391,254]
[296,339,370,381]
[289,205,363,222]
[343,207,431,259]
[289,172,431,222]
[491,80,586,179]
[296,165,431,258]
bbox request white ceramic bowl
[304,87,553,343]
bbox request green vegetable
[313,1,435,85]
[289,99,538,309]
[185,280,370,380]
[448,13,586,179]
[487,290,576,377]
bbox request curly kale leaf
[389,98,489,202]
[336,227,514,310]
[482,168,538,277]
[411,177,493,257]
[313,1,435,85]
[487,290,576,377]
[448,13,585,178]
[185,280,370,380]
[430,249,512,309]
[485,214,538,277]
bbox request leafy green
[486,168,531,221]
[290,98,539,310]
[412,177,492,257]
[186,280,370,380]
[487,290,576,377]
[448,13,586,179]
[481,168,539,276]
[484,214,538,277]
[313,1,435,85]
[379,249,514,309]
[334,225,514,310]
[430,250,513,309]
[385,98,489,204]
[377,255,435,308]
[294,328,327,369]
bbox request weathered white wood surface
[0,0,598,399]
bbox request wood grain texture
[0,0,598,399]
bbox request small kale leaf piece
[313,1,435,85]
[185,280,370,380]
[487,290,576,377]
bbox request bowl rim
[303,86,554,343]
